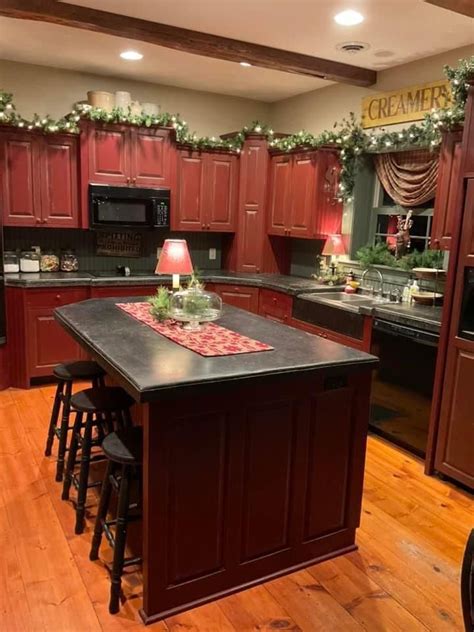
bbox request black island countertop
[4,270,339,296]
[55,298,378,402]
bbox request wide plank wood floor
[0,383,472,631]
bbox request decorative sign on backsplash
[96,231,142,258]
[361,80,452,129]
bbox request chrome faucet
[361,267,385,299]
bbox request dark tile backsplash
[290,238,325,278]
[4,227,223,272]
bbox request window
[371,178,434,253]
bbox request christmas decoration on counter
[0,56,472,202]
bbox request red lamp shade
[322,234,346,257]
[155,239,194,275]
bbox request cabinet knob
[126,177,131,184]
[56,294,61,300]
[202,224,206,229]
[272,297,277,303]
[207,224,211,230]
[132,177,137,184]
[42,219,48,224]
[36,217,41,224]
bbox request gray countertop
[5,270,337,296]
[55,298,377,402]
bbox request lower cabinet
[290,317,372,352]
[90,286,158,298]
[213,284,260,314]
[258,289,292,324]
[7,287,89,387]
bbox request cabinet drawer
[290,317,366,351]
[213,284,259,313]
[259,289,292,324]
[90,286,158,299]
[25,288,89,308]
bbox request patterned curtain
[374,149,439,207]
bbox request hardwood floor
[0,383,472,631]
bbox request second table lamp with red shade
[155,239,194,290]
[322,234,346,275]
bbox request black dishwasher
[370,318,439,457]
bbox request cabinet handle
[42,219,48,224]
[56,294,61,300]
[132,177,137,184]
[36,217,41,224]
[272,297,277,303]
[126,177,131,184]
[202,224,206,229]
[207,224,211,230]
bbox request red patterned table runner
[116,302,274,357]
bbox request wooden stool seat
[62,386,134,534]
[90,427,143,614]
[53,360,106,382]
[70,387,134,414]
[45,360,105,482]
[102,427,142,465]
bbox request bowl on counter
[412,267,446,281]
[411,291,443,306]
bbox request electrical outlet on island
[209,248,217,261]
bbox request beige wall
[269,45,474,135]
[0,59,271,137]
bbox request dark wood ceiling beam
[424,0,474,18]
[0,0,376,87]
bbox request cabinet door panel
[131,128,171,187]
[431,131,463,250]
[258,289,292,324]
[88,124,129,184]
[206,154,237,232]
[40,135,79,227]
[27,308,85,377]
[0,132,40,226]
[213,285,259,314]
[174,151,205,231]
[435,343,474,488]
[289,153,316,238]
[268,155,291,236]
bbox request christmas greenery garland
[0,56,472,202]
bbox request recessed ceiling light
[240,61,252,67]
[120,50,143,61]
[334,10,364,26]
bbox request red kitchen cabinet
[290,317,372,352]
[431,130,463,250]
[6,287,89,387]
[267,149,343,239]
[213,284,259,313]
[0,129,80,228]
[258,289,293,324]
[40,135,79,227]
[174,148,238,232]
[81,120,174,188]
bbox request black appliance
[89,185,170,229]
[370,317,439,457]
[459,268,474,341]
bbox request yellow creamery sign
[361,80,452,129]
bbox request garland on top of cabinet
[0,56,472,202]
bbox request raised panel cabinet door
[88,124,130,184]
[267,155,292,236]
[288,152,317,238]
[40,135,80,227]
[314,150,343,237]
[173,150,205,231]
[431,131,463,250]
[0,132,41,226]
[213,285,259,313]
[206,153,238,232]
[26,307,85,377]
[435,342,474,488]
[131,127,171,187]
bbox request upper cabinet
[431,130,463,251]
[173,148,238,232]
[0,129,80,228]
[81,121,174,188]
[267,149,343,239]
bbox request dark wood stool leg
[62,411,83,501]
[75,412,94,535]
[90,460,114,561]
[44,380,64,457]
[55,380,73,482]
[109,464,131,615]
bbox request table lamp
[322,234,346,275]
[155,239,193,290]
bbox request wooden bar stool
[44,360,106,482]
[62,386,135,535]
[89,426,143,614]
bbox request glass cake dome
[169,287,222,330]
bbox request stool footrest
[104,557,142,575]
[102,514,141,549]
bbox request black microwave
[89,185,170,229]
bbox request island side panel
[141,368,373,623]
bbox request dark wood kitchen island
[55,298,378,624]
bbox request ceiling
[0,0,472,102]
